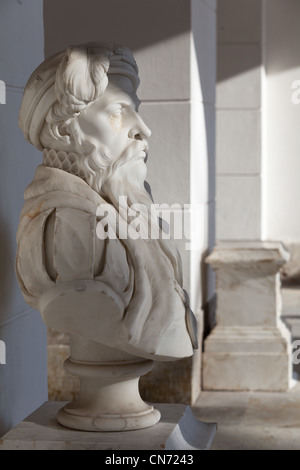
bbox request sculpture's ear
[57,120,72,144]
[40,116,73,151]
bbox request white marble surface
[203,242,292,391]
[216,110,261,175]
[0,401,217,450]
[216,175,261,240]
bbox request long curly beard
[91,139,150,205]
[80,139,184,287]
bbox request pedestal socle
[203,241,292,391]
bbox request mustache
[111,139,149,171]
[79,138,149,196]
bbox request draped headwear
[18,42,140,150]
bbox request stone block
[47,344,79,401]
[216,175,261,240]
[218,0,262,44]
[135,32,191,101]
[140,102,190,205]
[203,242,292,391]
[203,348,291,391]
[217,45,261,108]
[140,357,195,405]
[216,110,261,175]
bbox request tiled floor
[193,380,300,450]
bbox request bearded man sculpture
[16,42,197,431]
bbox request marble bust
[16,42,197,431]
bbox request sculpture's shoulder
[19,165,102,223]
[16,166,132,308]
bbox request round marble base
[56,354,161,432]
[57,403,161,432]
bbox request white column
[264,0,300,282]
[203,0,292,391]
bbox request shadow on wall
[264,0,300,75]
[217,0,300,83]
[191,0,216,331]
[43,0,190,57]
[217,0,261,83]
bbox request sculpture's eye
[111,108,123,119]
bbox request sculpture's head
[19,42,151,200]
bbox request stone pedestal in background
[47,328,79,401]
[203,241,292,391]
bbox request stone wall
[0,0,47,437]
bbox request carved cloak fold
[16,165,195,360]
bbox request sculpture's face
[77,74,151,161]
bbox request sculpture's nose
[129,113,151,141]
